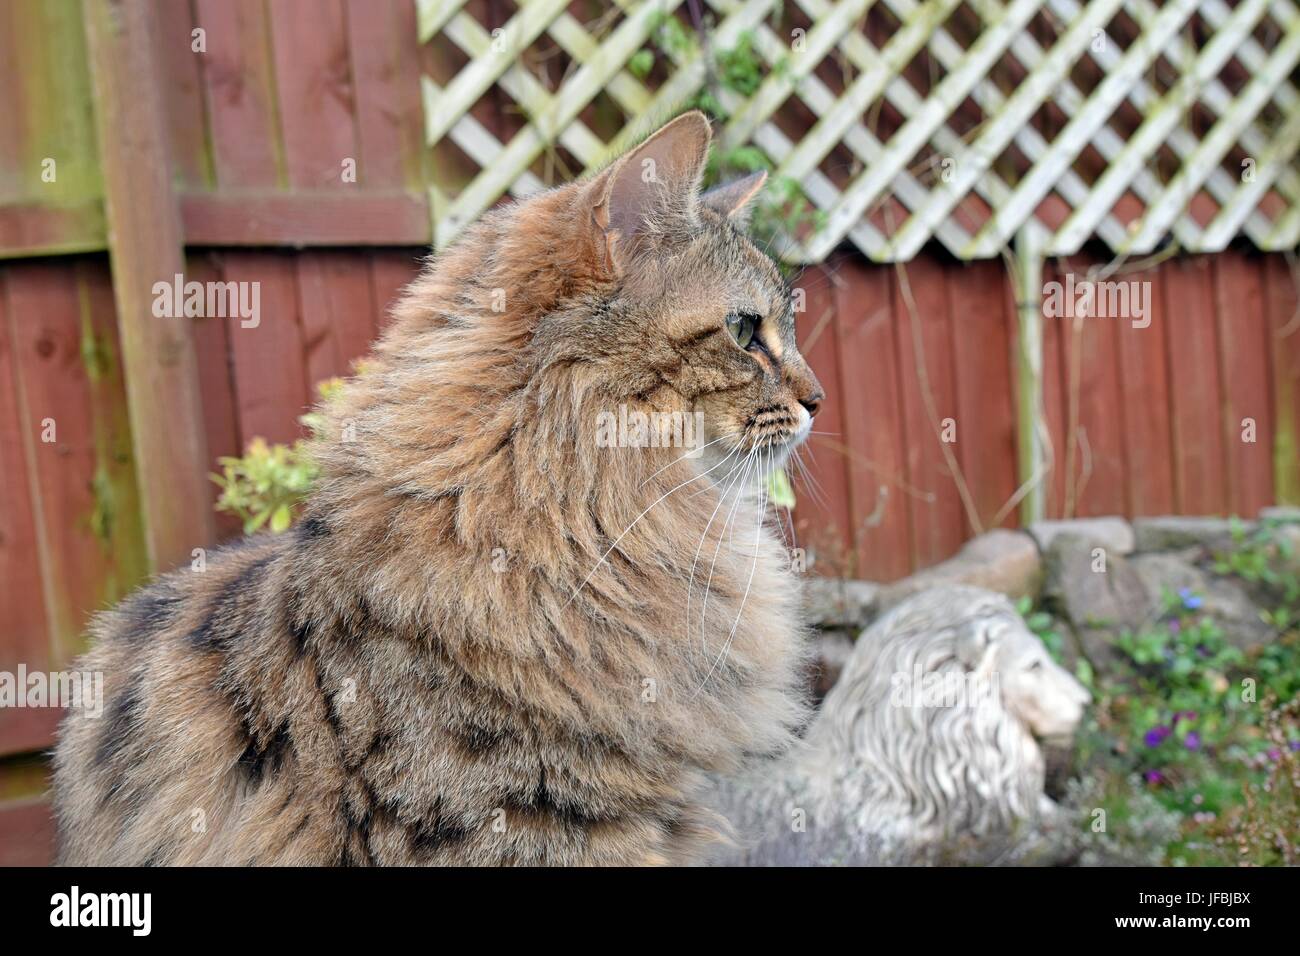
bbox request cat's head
[545,112,824,474]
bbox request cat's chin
[764,430,805,472]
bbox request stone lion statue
[712,585,1091,865]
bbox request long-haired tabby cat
[53,112,824,865]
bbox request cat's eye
[726,312,760,349]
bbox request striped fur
[53,113,823,866]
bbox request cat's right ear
[585,111,712,274]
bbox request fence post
[1014,226,1047,525]
[83,0,214,570]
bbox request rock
[1259,506,1300,523]
[1042,533,1150,669]
[1133,516,1248,554]
[875,530,1041,611]
[1130,553,1274,650]
[802,577,878,630]
[1028,516,1135,556]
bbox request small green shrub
[210,377,342,534]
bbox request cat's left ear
[586,111,712,273]
[702,170,767,225]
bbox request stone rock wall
[802,507,1299,689]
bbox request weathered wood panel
[792,264,854,572]
[1266,256,1300,505]
[1164,256,1230,515]
[950,259,1019,534]
[1114,262,1177,517]
[833,257,913,581]
[892,255,966,569]
[1213,254,1276,517]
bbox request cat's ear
[702,170,767,225]
[588,111,712,272]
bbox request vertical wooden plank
[0,3,28,202]
[892,255,964,569]
[344,0,426,191]
[3,261,146,669]
[297,251,379,387]
[268,0,358,189]
[194,0,286,188]
[152,0,214,190]
[4,0,102,209]
[1012,228,1046,524]
[833,258,913,581]
[85,0,215,570]
[223,252,309,447]
[793,263,855,575]
[950,258,1018,531]
[0,798,55,865]
[368,250,420,335]
[1057,269,1129,518]
[186,252,243,541]
[1037,261,1071,519]
[0,268,55,756]
[77,258,150,607]
[1164,256,1229,515]
[1113,263,1176,516]
[1010,257,1070,519]
[1264,255,1300,505]
[1213,252,1275,517]
[0,755,53,859]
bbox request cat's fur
[53,112,824,866]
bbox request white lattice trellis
[417,0,1300,262]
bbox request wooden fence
[0,0,1298,865]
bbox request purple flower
[1144,726,1172,747]
[1168,620,1181,634]
[1144,770,1164,784]
[1178,587,1203,611]
[1269,749,1282,762]
[1184,731,1201,751]
[1289,740,1300,752]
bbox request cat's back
[52,532,325,865]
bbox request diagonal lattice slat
[417,0,1300,262]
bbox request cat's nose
[800,389,824,418]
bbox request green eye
[726,312,758,349]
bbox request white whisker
[637,431,736,488]
[699,449,757,648]
[685,447,755,650]
[695,448,770,697]
[562,446,746,610]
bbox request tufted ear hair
[584,111,712,273]
[702,170,767,226]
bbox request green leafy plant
[1068,545,1300,865]
[766,469,796,509]
[211,377,343,534]
[634,19,824,260]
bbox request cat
[53,111,825,866]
